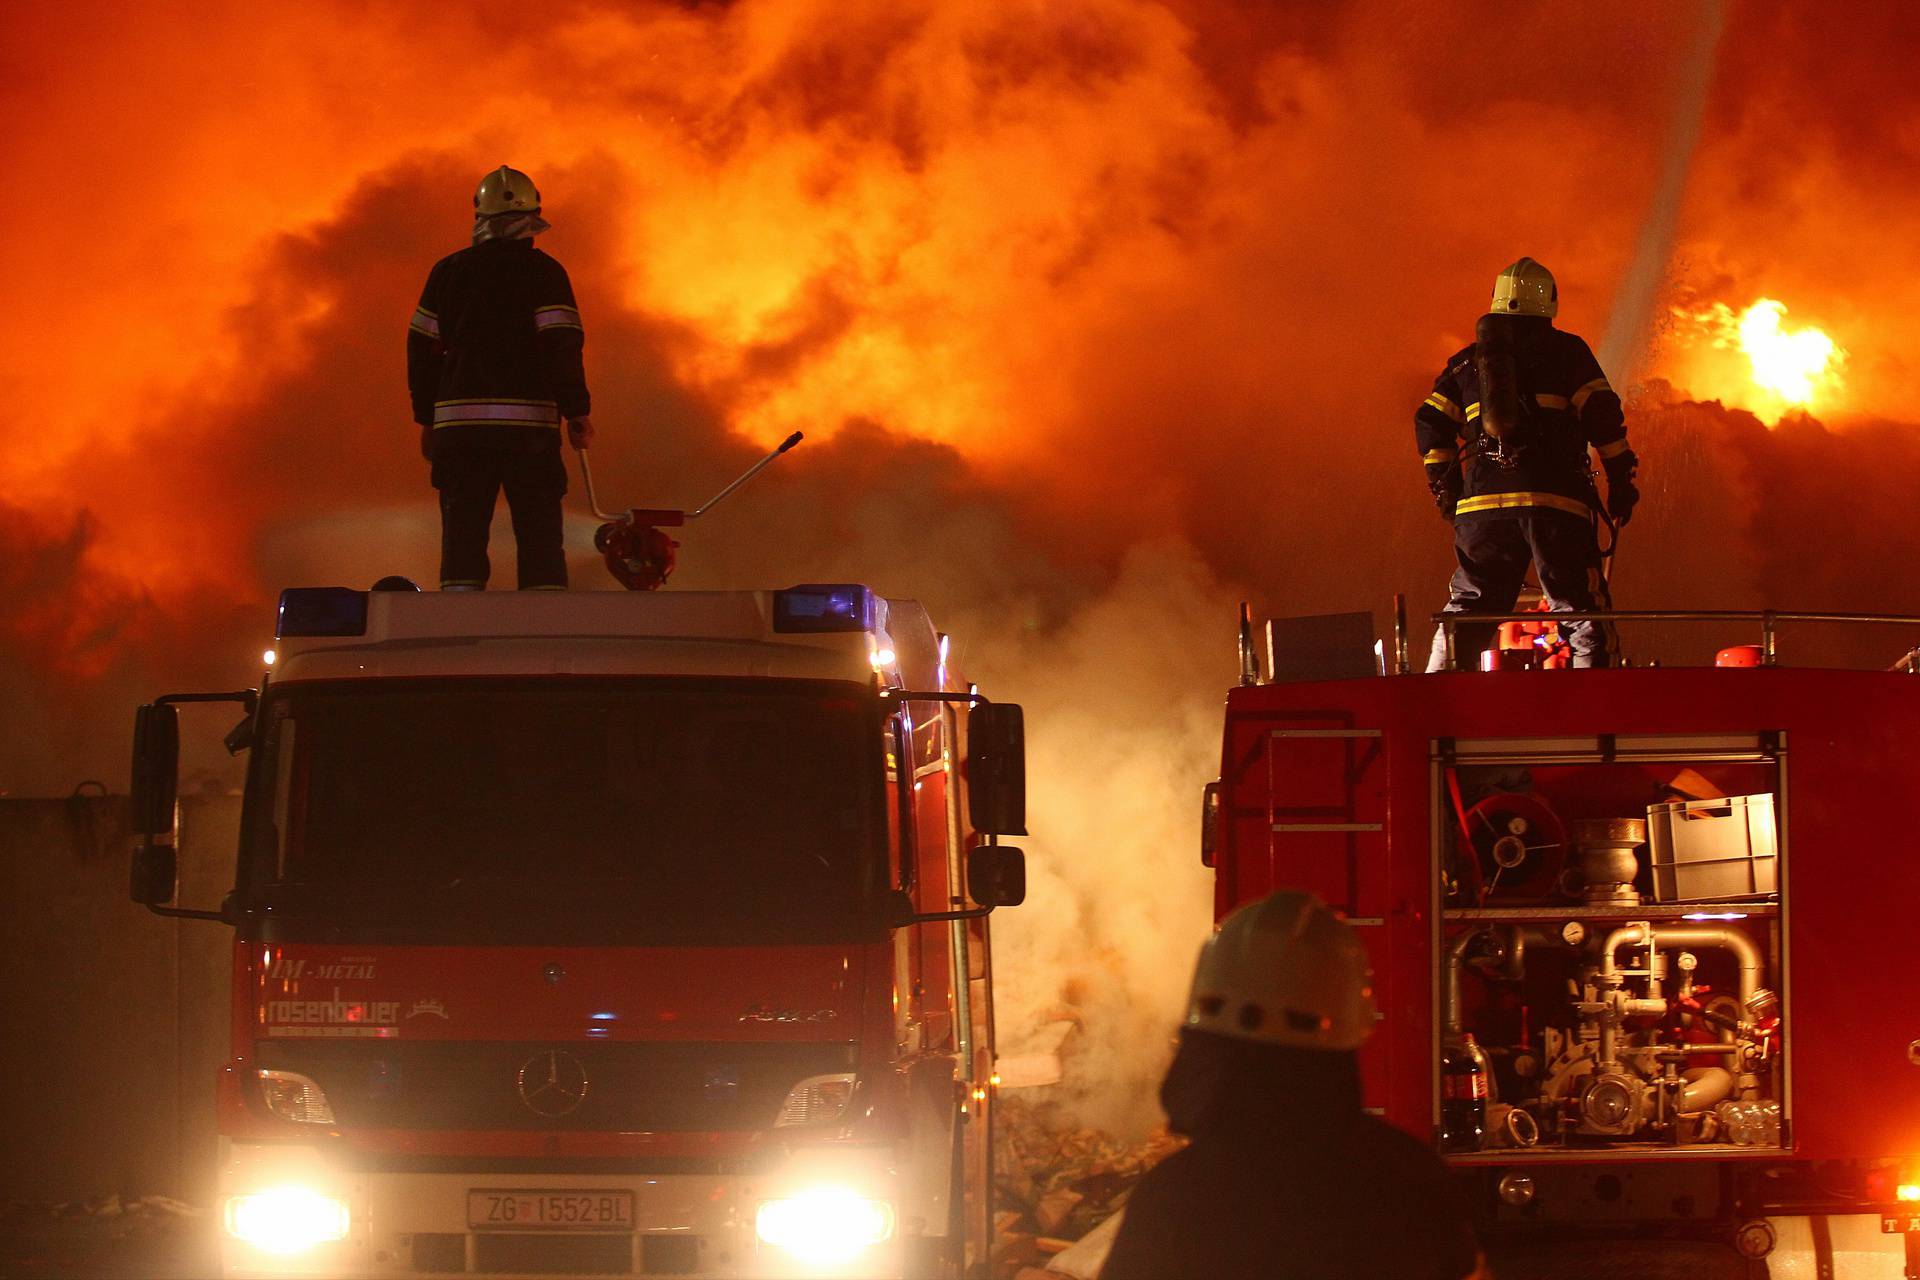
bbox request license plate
[468,1189,635,1231]
[1881,1213,1920,1234]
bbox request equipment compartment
[1435,736,1786,1160]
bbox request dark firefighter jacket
[1415,317,1631,521]
[407,239,589,433]
[1102,1031,1481,1280]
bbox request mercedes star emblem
[516,1050,590,1118]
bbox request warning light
[1899,1183,1920,1202]
[263,650,277,666]
[773,584,882,633]
[277,587,369,638]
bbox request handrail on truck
[1406,604,1920,671]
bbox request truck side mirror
[967,844,1026,908]
[130,702,180,837]
[130,841,178,906]
[967,702,1027,836]
[1201,780,1221,868]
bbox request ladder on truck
[1216,714,1394,1115]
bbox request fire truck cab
[1205,607,1920,1272]
[128,582,1027,1280]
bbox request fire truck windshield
[239,677,886,946]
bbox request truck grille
[255,1040,856,1131]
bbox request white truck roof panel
[270,588,893,685]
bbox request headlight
[755,1187,894,1266]
[774,1073,855,1127]
[224,1187,350,1254]
[258,1070,336,1125]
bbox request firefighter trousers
[1426,508,1616,670]
[430,425,568,590]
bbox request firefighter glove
[1429,468,1462,521]
[1602,450,1639,526]
[1607,478,1639,527]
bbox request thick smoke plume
[5,1,1920,1129]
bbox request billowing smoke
[5,1,1919,1131]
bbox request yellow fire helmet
[1182,890,1377,1052]
[473,165,541,216]
[1489,257,1558,318]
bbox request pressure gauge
[1560,920,1587,947]
[1676,951,1699,973]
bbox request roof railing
[1407,600,1920,672]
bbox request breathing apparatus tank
[1474,314,1532,467]
[1474,258,1557,468]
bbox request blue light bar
[774,584,880,633]
[277,587,369,638]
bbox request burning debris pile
[992,1094,1184,1273]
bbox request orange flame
[1664,298,1847,423]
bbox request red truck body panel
[1215,667,1920,1170]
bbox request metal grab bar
[575,431,804,525]
[576,448,622,522]
[687,431,803,519]
[1426,608,1920,670]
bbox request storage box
[1647,793,1778,902]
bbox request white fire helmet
[1489,257,1558,318]
[474,165,541,216]
[1182,890,1377,1052]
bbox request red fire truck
[127,581,1027,1279]
[1204,606,1920,1275]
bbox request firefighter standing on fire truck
[1102,892,1485,1280]
[407,165,593,591]
[1417,258,1638,669]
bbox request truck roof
[267,584,930,686]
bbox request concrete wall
[0,794,238,1204]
